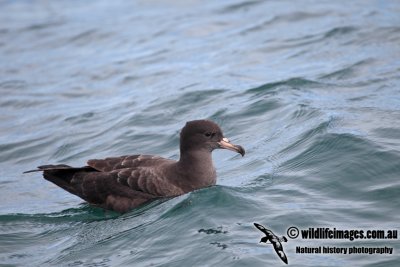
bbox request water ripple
[1,0,399,266]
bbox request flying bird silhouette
[254,223,288,264]
[24,120,245,213]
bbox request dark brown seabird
[24,120,245,213]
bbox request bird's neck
[177,149,216,188]
[178,149,214,170]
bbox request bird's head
[180,120,245,156]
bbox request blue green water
[1,0,399,266]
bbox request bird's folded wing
[87,155,183,197]
[70,171,156,203]
[110,167,184,197]
[87,155,165,172]
[69,171,159,213]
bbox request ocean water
[1,0,399,266]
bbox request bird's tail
[24,164,96,197]
[23,164,74,173]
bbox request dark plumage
[254,223,288,264]
[25,120,245,213]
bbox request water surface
[1,0,399,266]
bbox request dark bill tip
[236,145,245,157]
[218,138,245,157]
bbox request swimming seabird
[25,120,245,213]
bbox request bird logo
[254,223,288,264]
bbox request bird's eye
[205,132,212,137]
